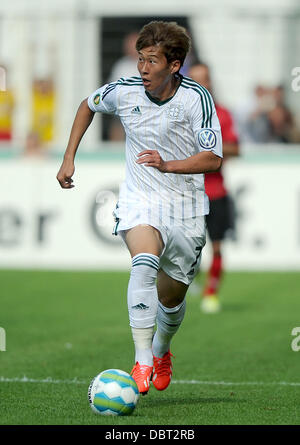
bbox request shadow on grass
[141,396,246,407]
[220,303,250,312]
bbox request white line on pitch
[0,376,300,387]
[172,380,300,386]
[0,376,87,384]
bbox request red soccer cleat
[152,350,174,391]
[131,362,153,395]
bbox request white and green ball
[88,369,139,416]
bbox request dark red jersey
[204,104,239,200]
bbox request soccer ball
[88,369,139,416]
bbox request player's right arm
[56,98,95,189]
[57,82,119,189]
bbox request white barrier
[222,158,300,270]
[0,155,299,270]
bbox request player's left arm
[136,91,223,174]
[136,149,222,174]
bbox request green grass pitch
[0,269,299,425]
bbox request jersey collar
[145,73,183,106]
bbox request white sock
[127,253,159,328]
[152,300,186,358]
[131,327,154,367]
[127,253,160,367]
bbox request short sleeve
[191,88,223,158]
[87,82,119,114]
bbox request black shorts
[205,195,235,242]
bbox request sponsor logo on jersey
[131,106,141,115]
[198,129,216,149]
[165,103,184,120]
[93,94,100,105]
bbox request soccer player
[188,62,239,313]
[56,21,223,395]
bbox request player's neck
[150,74,180,102]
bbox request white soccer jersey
[88,75,222,232]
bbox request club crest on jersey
[165,103,184,121]
[198,129,216,149]
[93,94,100,105]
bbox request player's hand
[56,160,75,189]
[136,150,168,173]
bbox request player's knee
[158,293,186,308]
[157,270,188,307]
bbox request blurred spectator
[0,65,15,141]
[23,131,46,158]
[106,32,140,141]
[237,84,298,143]
[31,78,56,144]
[268,85,294,143]
[243,85,275,143]
[108,31,139,82]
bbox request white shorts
[113,206,206,286]
[158,223,206,285]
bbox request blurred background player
[188,61,239,313]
